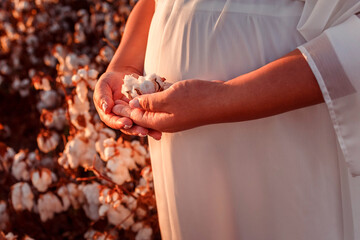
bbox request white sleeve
[298,14,360,177]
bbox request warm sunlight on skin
[122,49,324,133]
[93,0,161,139]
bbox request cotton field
[0,0,160,239]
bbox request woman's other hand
[112,79,230,133]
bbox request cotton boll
[99,204,109,217]
[37,192,63,222]
[0,201,9,230]
[135,226,152,240]
[65,53,79,71]
[31,168,52,192]
[103,145,115,161]
[106,204,134,228]
[77,68,88,80]
[95,128,116,160]
[57,185,71,211]
[131,222,144,232]
[12,151,30,181]
[106,161,131,185]
[122,195,137,211]
[139,80,156,95]
[11,182,34,212]
[41,108,67,130]
[88,69,99,79]
[4,232,17,240]
[37,90,58,111]
[76,81,88,103]
[80,182,101,221]
[37,130,60,153]
[71,74,81,83]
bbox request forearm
[106,0,155,74]
[219,49,324,122]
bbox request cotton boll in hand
[121,73,170,99]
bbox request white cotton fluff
[37,130,60,153]
[135,226,153,240]
[0,201,9,230]
[88,69,99,79]
[31,169,52,192]
[37,90,58,111]
[11,182,34,211]
[121,73,169,99]
[4,232,17,240]
[37,192,63,222]
[95,128,116,160]
[106,159,131,185]
[106,204,134,229]
[76,80,88,103]
[80,182,100,221]
[57,185,71,211]
[41,108,67,130]
[11,151,30,181]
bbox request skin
[121,49,324,133]
[94,0,324,137]
[93,0,161,139]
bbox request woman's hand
[93,71,162,139]
[112,79,231,133]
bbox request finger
[129,91,167,112]
[148,129,162,140]
[120,125,149,136]
[112,103,132,118]
[94,80,114,114]
[98,110,131,130]
[130,108,172,131]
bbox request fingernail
[129,98,140,108]
[102,102,108,112]
[124,125,132,129]
[138,133,147,137]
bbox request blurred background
[0,0,160,239]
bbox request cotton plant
[0,0,160,237]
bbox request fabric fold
[298,15,360,176]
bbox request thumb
[129,92,165,112]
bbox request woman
[94,0,360,239]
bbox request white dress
[143,0,360,239]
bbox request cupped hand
[93,71,161,139]
[112,79,230,133]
